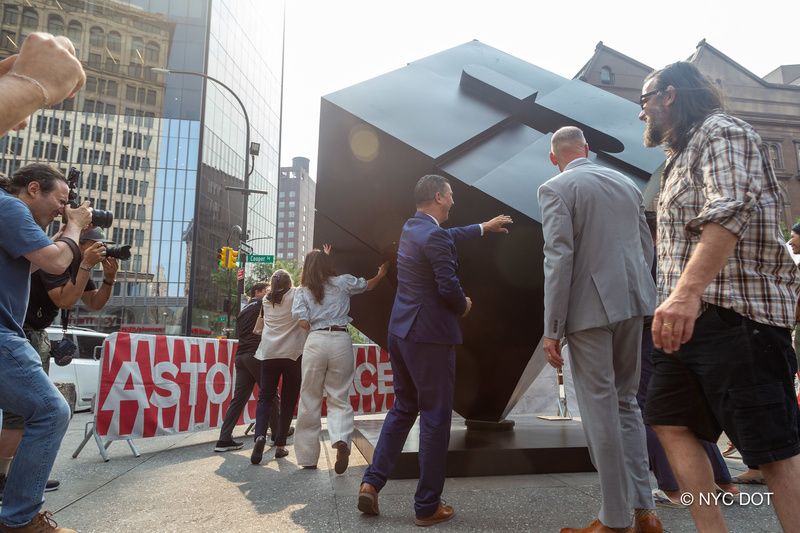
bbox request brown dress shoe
[560,518,633,533]
[415,503,455,527]
[333,441,350,474]
[635,512,663,533]
[357,482,379,515]
[0,511,77,533]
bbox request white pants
[295,330,355,466]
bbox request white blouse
[254,287,307,361]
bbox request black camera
[67,167,114,228]
[50,337,77,367]
[105,244,132,260]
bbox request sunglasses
[639,89,661,109]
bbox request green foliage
[244,259,302,294]
[348,324,371,344]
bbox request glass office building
[0,0,284,336]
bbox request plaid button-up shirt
[656,112,799,328]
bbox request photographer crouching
[0,225,118,500]
[0,163,92,533]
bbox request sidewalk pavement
[36,413,780,532]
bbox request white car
[46,326,107,412]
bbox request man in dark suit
[358,174,512,526]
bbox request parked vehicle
[45,326,107,412]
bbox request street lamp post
[153,68,265,336]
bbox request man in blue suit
[359,174,512,526]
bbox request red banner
[95,333,394,439]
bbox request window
[146,89,156,106]
[288,210,296,218]
[279,201,286,208]
[127,179,138,196]
[67,21,82,43]
[87,173,97,189]
[763,142,784,170]
[279,191,286,198]
[99,175,108,191]
[3,6,19,25]
[130,37,143,60]
[288,201,296,208]
[126,85,136,101]
[117,177,126,194]
[22,8,37,29]
[87,53,101,68]
[1,29,16,49]
[107,31,121,53]
[86,77,97,93]
[106,80,118,97]
[137,87,145,104]
[125,203,135,219]
[97,199,107,210]
[287,231,295,238]
[47,15,64,36]
[132,255,142,272]
[89,26,103,48]
[600,66,614,85]
[287,242,295,249]
[138,180,148,197]
[137,205,146,221]
[112,227,121,242]
[288,221,295,228]
[145,41,160,63]
[277,232,284,239]
[105,57,119,73]
[289,191,296,198]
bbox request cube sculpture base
[353,414,594,479]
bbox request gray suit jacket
[538,158,656,338]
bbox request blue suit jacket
[388,212,482,345]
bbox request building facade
[576,40,800,226]
[0,0,283,336]
[277,156,315,262]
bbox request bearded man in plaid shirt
[638,61,800,532]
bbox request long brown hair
[645,62,724,153]
[300,249,336,304]
[266,269,293,306]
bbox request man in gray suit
[539,127,662,533]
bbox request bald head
[549,126,589,171]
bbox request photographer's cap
[80,227,108,243]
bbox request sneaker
[214,439,244,452]
[275,448,289,459]
[0,510,76,532]
[251,436,266,465]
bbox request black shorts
[644,304,800,466]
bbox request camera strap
[55,236,82,284]
[61,309,70,339]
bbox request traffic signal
[227,248,239,269]
[217,246,228,268]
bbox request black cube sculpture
[316,40,664,424]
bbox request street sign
[216,316,226,323]
[247,254,274,264]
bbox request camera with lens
[105,243,132,261]
[50,337,77,367]
[66,167,114,228]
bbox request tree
[244,259,302,294]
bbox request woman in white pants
[292,247,387,473]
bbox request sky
[278,0,799,178]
